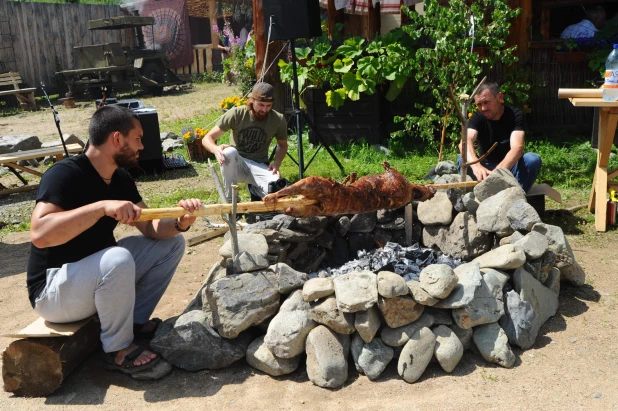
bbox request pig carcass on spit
[263,162,435,217]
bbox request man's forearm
[31,202,105,248]
[273,144,287,168]
[141,218,189,240]
[202,135,218,153]
[496,148,523,170]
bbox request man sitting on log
[458,82,542,193]
[202,82,289,203]
[27,105,201,374]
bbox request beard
[113,142,139,169]
[248,101,268,121]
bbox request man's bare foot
[115,343,157,367]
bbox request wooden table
[558,89,618,231]
[0,143,83,195]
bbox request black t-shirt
[26,154,141,307]
[467,106,525,163]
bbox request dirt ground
[1,84,618,410]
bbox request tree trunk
[3,318,100,397]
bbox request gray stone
[407,280,439,306]
[451,268,508,329]
[219,233,269,259]
[476,187,527,236]
[349,212,377,233]
[499,231,524,246]
[531,223,575,270]
[499,290,537,349]
[350,333,365,374]
[246,219,285,231]
[336,216,351,236]
[377,270,409,298]
[472,244,526,270]
[449,324,473,350]
[440,212,493,261]
[150,311,250,371]
[523,259,542,281]
[286,242,309,261]
[311,230,335,249]
[559,260,586,287]
[417,192,454,226]
[310,296,355,334]
[473,168,522,202]
[246,336,301,376]
[419,264,458,299]
[376,217,405,230]
[377,295,424,328]
[131,358,173,380]
[433,325,464,373]
[233,251,270,273]
[206,272,280,338]
[278,228,316,243]
[397,327,436,383]
[513,267,559,344]
[423,307,453,325]
[507,199,541,231]
[242,227,281,242]
[381,312,435,347]
[292,216,329,233]
[421,224,447,250]
[271,214,296,229]
[473,322,516,368]
[377,209,398,223]
[0,135,41,154]
[462,192,480,214]
[358,338,394,380]
[302,277,334,301]
[513,231,549,260]
[264,290,317,358]
[305,326,350,388]
[292,247,327,274]
[435,160,458,175]
[269,263,307,294]
[544,267,561,296]
[333,270,378,313]
[354,306,381,343]
[434,263,483,309]
[540,250,557,276]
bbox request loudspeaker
[263,0,321,41]
[133,108,163,175]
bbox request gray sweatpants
[34,234,185,353]
[220,146,279,202]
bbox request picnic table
[0,144,83,196]
[558,88,618,232]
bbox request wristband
[174,218,191,232]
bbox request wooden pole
[2,318,100,397]
[327,0,344,39]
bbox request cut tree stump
[2,317,100,397]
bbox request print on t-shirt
[237,126,269,153]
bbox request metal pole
[290,38,304,179]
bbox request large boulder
[440,212,492,261]
[0,135,41,154]
[476,187,527,236]
[377,295,424,328]
[150,311,251,371]
[419,264,458,299]
[433,325,464,373]
[219,233,269,259]
[397,327,436,383]
[451,268,508,329]
[473,322,516,368]
[473,168,522,202]
[264,290,317,358]
[305,326,350,388]
[333,270,379,313]
[433,262,483,309]
[246,336,301,376]
[310,296,355,334]
[417,192,454,226]
[206,272,280,338]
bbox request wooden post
[367,0,380,40]
[327,0,344,39]
[209,0,218,53]
[505,0,531,62]
[2,318,100,397]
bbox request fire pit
[150,168,585,387]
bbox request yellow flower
[183,131,192,140]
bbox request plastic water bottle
[602,44,618,101]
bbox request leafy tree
[392,0,524,151]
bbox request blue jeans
[457,152,542,193]
[34,235,185,353]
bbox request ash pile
[150,168,584,388]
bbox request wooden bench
[0,72,38,111]
[0,143,83,195]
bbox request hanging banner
[138,0,193,69]
[335,0,351,10]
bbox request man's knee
[222,146,240,162]
[100,247,135,283]
[523,152,541,168]
[169,234,186,259]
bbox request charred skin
[263,162,435,217]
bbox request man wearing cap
[203,82,288,202]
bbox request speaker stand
[289,38,345,179]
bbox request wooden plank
[191,49,198,74]
[1,162,44,178]
[0,185,39,196]
[2,317,94,339]
[569,98,618,108]
[206,47,213,72]
[186,226,229,247]
[0,143,82,162]
[197,47,205,73]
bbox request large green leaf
[325,88,346,109]
[333,58,354,74]
[357,56,378,77]
[337,37,365,58]
[342,72,367,101]
[295,47,312,60]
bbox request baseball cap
[250,82,274,102]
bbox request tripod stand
[287,38,345,179]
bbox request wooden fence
[0,2,132,93]
[172,44,214,78]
